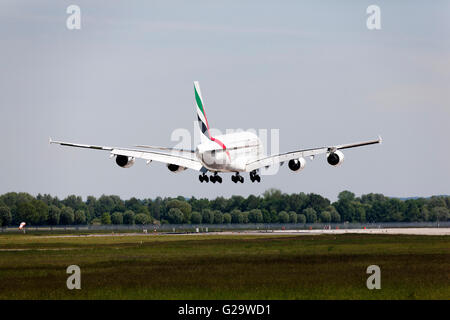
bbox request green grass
[0,233,448,299]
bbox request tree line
[0,189,448,226]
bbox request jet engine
[115,155,135,168]
[288,157,306,172]
[167,163,187,173]
[327,150,344,166]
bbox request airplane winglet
[49,137,53,144]
[378,135,383,144]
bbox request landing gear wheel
[233,173,244,183]
[204,175,209,183]
[199,175,204,183]
[255,175,261,183]
[211,173,221,184]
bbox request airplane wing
[49,139,204,171]
[245,136,382,172]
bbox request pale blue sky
[0,1,448,201]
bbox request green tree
[33,200,49,225]
[60,207,75,225]
[213,210,224,224]
[288,211,297,223]
[97,196,116,216]
[223,213,232,224]
[123,210,135,224]
[307,193,331,213]
[430,207,449,222]
[135,213,152,225]
[74,210,87,225]
[262,209,272,223]
[201,209,215,224]
[47,205,61,225]
[16,202,38,225]
[244,195,260,211]
[297,214,306,224]
[303,207,317,223]
[167,208,184,224]
[101,212,112,225]
[338,190,355,202]
[111,212,124,225]
[90,218,101,225]
[418,206,429,222]
[86,196,97,221]
[63,195,86,212]
[191,211,202,224]
[278,211,289,223]
[354,203,366,222]
[319,211,331,223]
[330,208,341,222]
[211,197,227,212]
[0,206,12,226]
[230,209,244,224]
[404,201,420,222]
[270,209,279,223]
[248,209,263,223]
[167,200,192,223]
[125,197,146,214]
[150,197,162,220]
[242,211,250,223]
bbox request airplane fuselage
[195,131,262,172]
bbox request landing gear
[231,173,244,183]
[210,173,222,184]
[250,170,261,183]
[199,173,209,183]
[200,173,222,183]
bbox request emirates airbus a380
[51,81,382,184]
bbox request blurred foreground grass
[0,233,448,299]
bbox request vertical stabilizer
[194,81,212,143]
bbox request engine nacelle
[167,163,187,173]
[327,150,344,166]
[115,155,135,168]
[288,157,306,172]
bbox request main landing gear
[199,173,222,183]
[199,173,209,183]
[210,173,222,183]
[250,170,261,183]
[231,173,244,183]
[199,172,259,183]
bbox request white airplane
[51,81,382,184]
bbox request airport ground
[0,230,448,299]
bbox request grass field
[0,232,448,299]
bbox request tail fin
[194,81,212,143]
